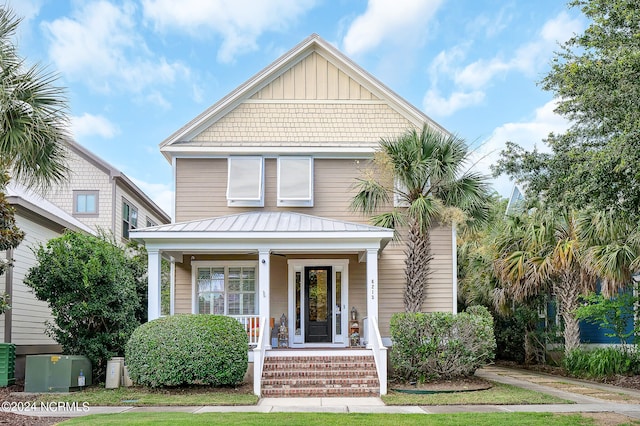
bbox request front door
[304,266,332,343]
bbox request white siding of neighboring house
[3,213,59,346]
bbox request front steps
[261,350,380,397]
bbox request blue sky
[7,0,584,216]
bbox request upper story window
[73,190,99,216]
[146,217,157,228]
[277,157,313,207]
[226,156,264,207]
[122,199,138,239]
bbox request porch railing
[229,315,261,346]
[367,315,388,395]
[251,316,268,396]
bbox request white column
[366,248,379,343]
[258,249,271,348]
[147,249,162,321]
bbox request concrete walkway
[14,365,640,419]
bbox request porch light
[351,306,357,321]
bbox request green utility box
[0,343,16,387]
[25,355,92,392]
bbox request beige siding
[6,214,60,346]
[42,147,113,231]
[174,157,454,336]
[192,103,412,147]
[251,52,379,102]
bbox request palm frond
[350,178,390,215]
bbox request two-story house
[132,34,457,397]
[1,141,170,378]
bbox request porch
[131,211,394,397]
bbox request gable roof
[159,34,446,160]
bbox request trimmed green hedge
[125,314,248,387]
[390,306,496,381]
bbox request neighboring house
[41,141,171,242]
[132,34,457,396]
[1,142,171,378]
[1,182,95,378]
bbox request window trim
[277,156,314,207]
[73,190,99,217]
[226,156,264,207]
[122,198,138,240]
[192,261,259,316]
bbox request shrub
[126,314,248,387]
[389,306,496,382]
[564,347,640,378]
[24,232,142,380]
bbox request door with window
[304,266,332,343]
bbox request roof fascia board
[163,146,376,157]
[132,230,393,241]
[142,238,388,252]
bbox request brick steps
[261,353,380,397]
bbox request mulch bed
[388,376,493,393]
[0,382,68,426]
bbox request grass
[59,412,603,425]
[382,381,571,405]
[35,385,258,406]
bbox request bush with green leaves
[564,347,640,378]
[390,306,496,381]
[24,231,143,380]
[126,314,248,387]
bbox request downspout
[4,248,13,343]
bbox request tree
[0,171,23,314]
[0,6,69,190]
[494,0,640,221]
[24,232,144,380]
[493,208,597,355]
[352,124,490,312]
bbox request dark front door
[304,266,332,343]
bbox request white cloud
[343,0,444,56]
[129,177,174,219]
[470,99,569,196]
[141,0,317,63]
[423,89,484,117]
[42,1,189,96]
[71,113,119,139]
[426,11,583,116]
[6,0,43,22]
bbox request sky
[7,0,585,217]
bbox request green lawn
[382,381,571,405]
[59,412,603,426]
[35,386,258,406]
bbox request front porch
[131,211,394,396]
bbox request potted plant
[350,332,360,347]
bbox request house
[131,34,457,396]
[1,141,171,378]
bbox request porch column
[366,248,379,343]
[147,249,162,321]
[258,249,271,347]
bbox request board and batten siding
[2,214,59,346]
[173,157,454,336]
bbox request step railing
[366,315,387,395]
[251,316,268,396]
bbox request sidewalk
[14,365,640,419]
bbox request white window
[227,156,264,207]
[73,190,98,215]
[277,157,313,207]
[194,263,258,316]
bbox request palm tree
[351,124,490,312]
[493,208,596,355]
[0,6,69,191]
[577,209,640,295]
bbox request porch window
[195,263,257,315]
[277,157,313,207]
[227,156,264,207]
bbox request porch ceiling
[131,211,394,256]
